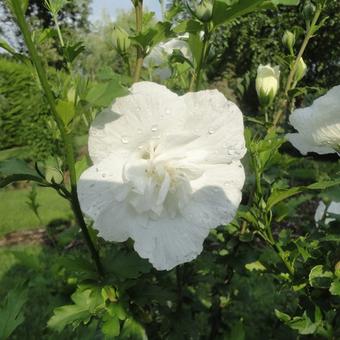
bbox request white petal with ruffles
[78,82,246,270]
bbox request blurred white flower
[256,64,280,107]
[314,201,340,225]
[78,82,246,270]
[143,37,192,80]
[286,85,340,155]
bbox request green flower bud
[195,0,213,22]
[282,30,295,52]
[303,1,316,22]
[112,26,131,54]
[294,57,307,82]
[256,64,280,107]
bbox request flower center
[121,142,196,219]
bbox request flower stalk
[10,0,103,276]
[133,0,144,82]
[272,4,323,127]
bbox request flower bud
[256,64,280,107]
[303,1,316,22]
[195,0,213,22]
[282,30,295,52]
[294,57,307,83]
[112,26,131,54]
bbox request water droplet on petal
[165,109,171,115]
[102,173,107,178]
[151,124,158,132]
[208,128,215,135]
[137,128,142,134]
[95,167,99,172]
[121,135,129,144]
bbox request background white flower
[314,201,340,225]
[143,37,192,80]
[286,85,340,155]
[78,82,246,270]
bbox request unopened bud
[303,1,316,22]
[294,58,307,82]
[282,30,295,52]
[195,0,213,22]
[112,26,131,54]
[256,64,280,107]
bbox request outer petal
[131,161,245,270]
[287,86,340,154]
[89,82,187,163]
[179,90,246,164]
[286,133,334,155]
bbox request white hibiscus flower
[78,82,246,270]
[315,201,340,225]
[286,85,340,155]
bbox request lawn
[0,186,72,237]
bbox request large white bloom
[315,201,340,225]
[286,85,340,155]
[143,37,192,80]
[78,82,246,270]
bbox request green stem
[133,0,144,83]
[272,6,322,127]
[194,28,210,91]
[10,0,103,276]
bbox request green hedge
[0,57,57,159]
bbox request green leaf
[212,0,266,26]
[0,39,16,54]
[267,187,302,210]
[245,261,266,271]
[102,315,120,337]
[62,41,85,63]
[75,157,89,181]
[309,265,334,289]
[48,287,104,332]
[289,312,317,335]
[0,287,28,339]
[132,21,172,51]
[173,19,204,34]
[0,159,43,188]
[56,100,75,126]
[272,0,299,5]
[86,80,128,107]
[103,250,152,279]
[329,279,340,296]
[120,318,147,340]
[275,309,291,323]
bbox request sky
[90,0,164,22]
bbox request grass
[0,186,72,237]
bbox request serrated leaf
[86,80,128,107]
[267,187,302,210]
[309,265,334,289]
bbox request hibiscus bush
[0,0,339,339]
